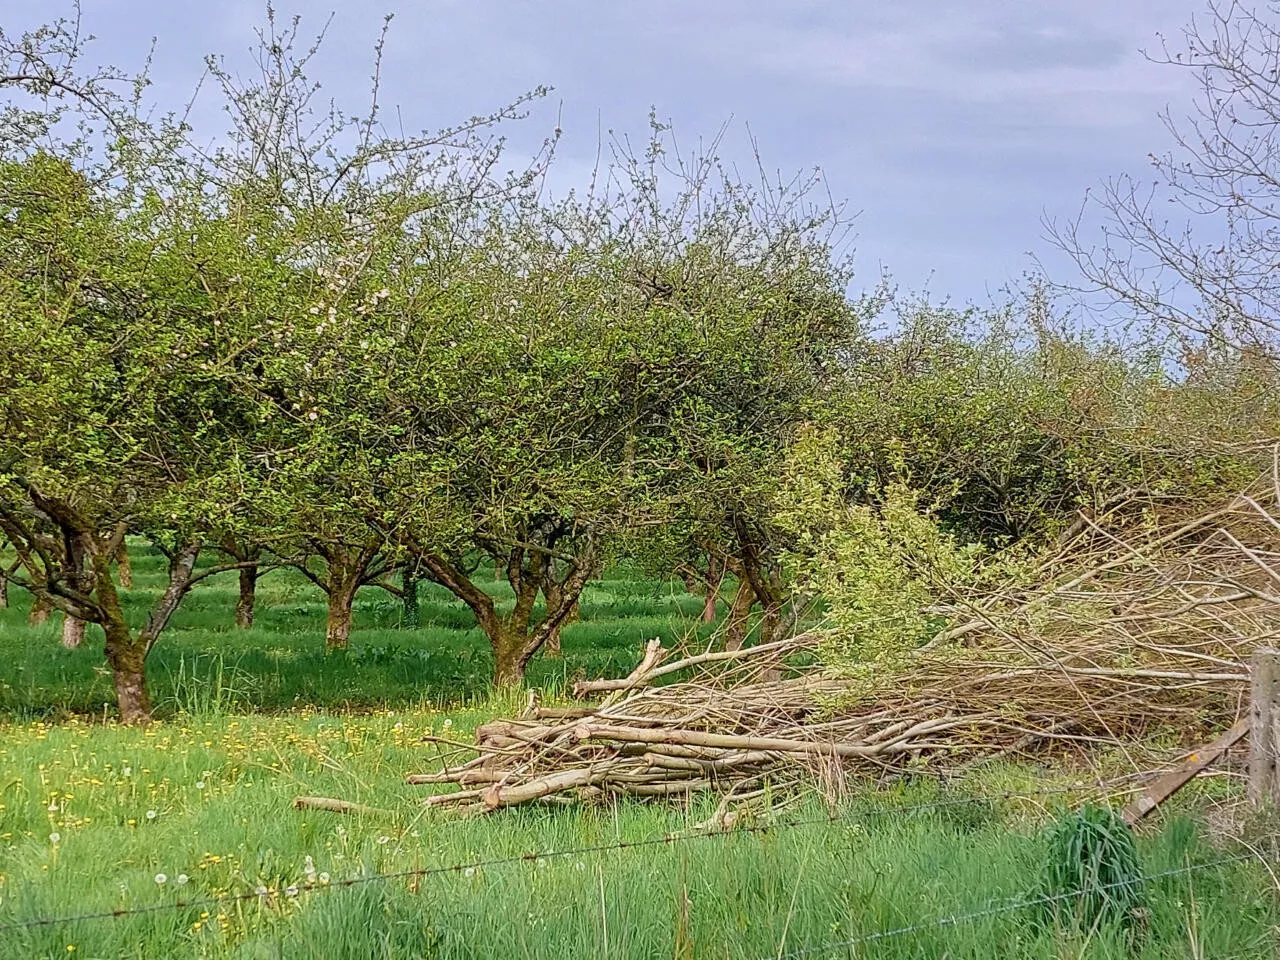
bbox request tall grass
[158,653,258,719]
[0,546,1274,957]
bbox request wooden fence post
[1249,648,1280,807]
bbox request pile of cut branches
[412,469,1280,813]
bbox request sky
[0,1,1207,307]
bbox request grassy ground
[0,548,714,718]
[0,547,1276,958]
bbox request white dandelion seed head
[155,874,167,885]
[318,872,330,884]
[464,867,475,878]
[146,810,157,820]
[254,885,268,896]
[285,885,299,897]
[49,832,61,844]
[176,874,189,885]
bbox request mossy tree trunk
[295,539,385,651]
[28,594,51,625]
[401,565,420,629]
[219,538,262,630]
[540,559,588,658]
[0,557,19,608]
[60,533,90,649]
[421,529,598,687]
[732,519,795,647]
[236,564,258,629]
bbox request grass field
[0,548,1276,958]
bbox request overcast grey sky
[2,1,1205,305]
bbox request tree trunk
[701,591,718,623]
[235,564,258,629]
[724,579,756,652]
[0,557,16,608]
[308,543,378,651]
[422,534,596,688]
[323,552,361,650]
[91,546,168,725]
[115,536,133,590]
[58,533,93,649]
[492,625,532,687]
[751,565,792,646]
[544,626,563,658]
[326,587,356,650]
[28,593,51,625]
[541,577,577,658]
[61,614,86,649]
[759,605,783,645]
[104,620,151,723]
[401,568,420,629]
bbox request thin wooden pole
[292,796,391,817]
[1249,648,1280,806]
[1124,719,1250,824]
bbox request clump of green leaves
[773,426,989,676]
[1039,805,1146,937]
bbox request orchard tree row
[2,9,1276,722]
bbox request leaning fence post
[1249,648,1280,807]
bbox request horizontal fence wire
[771,853,1255,958]
[0,784,1091,933]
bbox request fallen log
[571,722,893,758]
[574,635,812,696]
[482,767,606,809]
[293,796,391,817]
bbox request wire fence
[0,784,1085,933]
[0,782,1265,953]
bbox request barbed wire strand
[0,783,1093,933]
[772,853,1256,959]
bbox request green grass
[0,547,1276,958]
